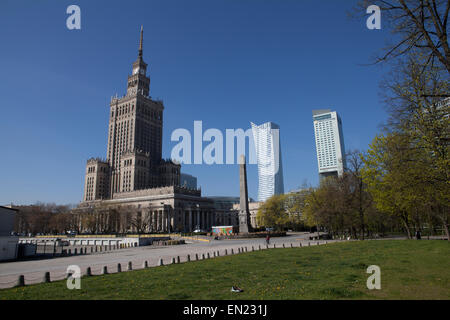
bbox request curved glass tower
[251,122,285,202]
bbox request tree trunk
[401,218,412,239]
[442,222,450,241]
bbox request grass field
[0,240,449,300]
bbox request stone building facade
[78,186,215,233]
[80,27,214,232]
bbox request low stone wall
[220,232,287,239]
[18,236,172,247]
[153,239,185,246]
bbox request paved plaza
[0,233,331,288]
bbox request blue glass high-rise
[251,122,285,202]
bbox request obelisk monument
[239,155,252,234]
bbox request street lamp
[195,204,200,232]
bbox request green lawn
[1,240,449,300]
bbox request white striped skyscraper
[251,122,284,202]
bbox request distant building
[0,206,19,261]
[251,122,285,202]
[312,109,346,180]
[180,173,197,189]
[208,197,241,228]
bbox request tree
[356,0,450,73]
[346,150,374,239]
[303,178,350,239]
[378,51,449,240]
[361,132,437,238]
[129,206,151,234]
[256,194,290,231]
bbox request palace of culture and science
[78,28,237,233]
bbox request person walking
[415,230,421,240]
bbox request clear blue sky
[0,0,389,205]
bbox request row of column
[149,209,172,233]
[181,208,215,232]
[148,207,216,233]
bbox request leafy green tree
[377,51,449,240]
[256,194,290,231]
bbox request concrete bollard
[86,267,92,276]
[177,256,180,264]
[187,254,191,262]
[17,275,25,287]
[143,261,149,268]
[128,261,133,271]
[102,266,108,275]
[159,258,164,266]
[44,272,51,283]
[117,263,122,272]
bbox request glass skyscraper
[312,109,346,180]
[251,122,285,202]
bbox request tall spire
[138,25,143,58]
